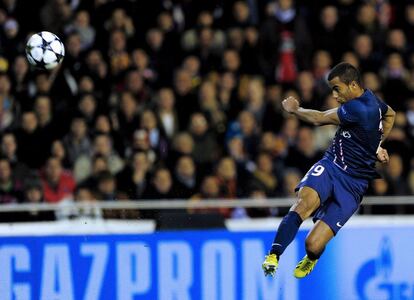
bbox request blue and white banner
[0,221,413,300]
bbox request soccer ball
[25,31,65,70]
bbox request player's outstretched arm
[380,105,395,144]
[376,105,396,164]
[282,96,340,126]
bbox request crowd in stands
[0,0,413,220]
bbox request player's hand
[282,96,300,113]
[376,146,389,164]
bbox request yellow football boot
[293,255,318,278]
[262,254,279,277]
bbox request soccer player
[262,62,395,278]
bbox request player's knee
[292,188,320,219]
[305,236,324,258]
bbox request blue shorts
[295,158,369,235]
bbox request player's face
[328,77,354,104]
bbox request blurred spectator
[41,157,76,203]
[353,34,380,73]
[248,152,278,196]
[24,178,44,204]
[79,154,109,190]
[73,185,102,219]
[63,117,91,166]
[216,157,239,200]
[198,80,226,133]
[312,50,332,95]
[259,132,288,175]
[93,114,124,157]
[386,29,408,57]
[16,178,56,222]
[0,132,31,180]
[142,167,178,200]
[104,8,135,38]
[281,168,301,197]
[191,27,221,75]
[74,134,124,182]
[0,73,17,131]
[362,72,382,94]
[370,179,392,197]
[174,155,197,199]
[190,113,219,170]
[96,171,117,201]
[381,53,411,110]
[50,140,71,169]
[124,70,150,104]
[145,28,172,85]
[15,111,46,169]
[131,48,156,83]
[35,95,60,145]
[156,88,179,140]
[64,10,95,50]
[0,158,23,203]
[181,55,202,86]
[262,84,284,133]
[181,11,225,53]
[2,18,23,55]
[189,175,222,215]
[245,77,266,123]
[117,151,150,199]
[174,68,198,129]
[168,131,194,170]
[115,91,141,144]
[352,3,385,49]
[236,110,261,158]
[62,32,83,79]
[77,94,98,127]
[222,49,241,74]
[231,1,253,28]
[285,126,323,175]
[10,55,29,104]
[313,5,347,61]
[108,30,130,76]
[259,0,312,82]
[227,136,249,164]
[296,71,319,109]
[241,26,261,75]
[140,109,169,159]
[402,4,414,47]
[385,154,410,196]
[217,72,242,122]
[41,0,73,33]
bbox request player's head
[327,62,363,104]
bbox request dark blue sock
[270,211,303,257]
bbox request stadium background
[0,0,414,299]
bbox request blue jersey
[324,89,388,179]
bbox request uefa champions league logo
[356,237,413,299]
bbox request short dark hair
[327,62,362,86]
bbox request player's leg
[271,186,321,255]
[294,220,334,278]
[305,220,334,259]
[262,186,320,276]
[293,169,368,278]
